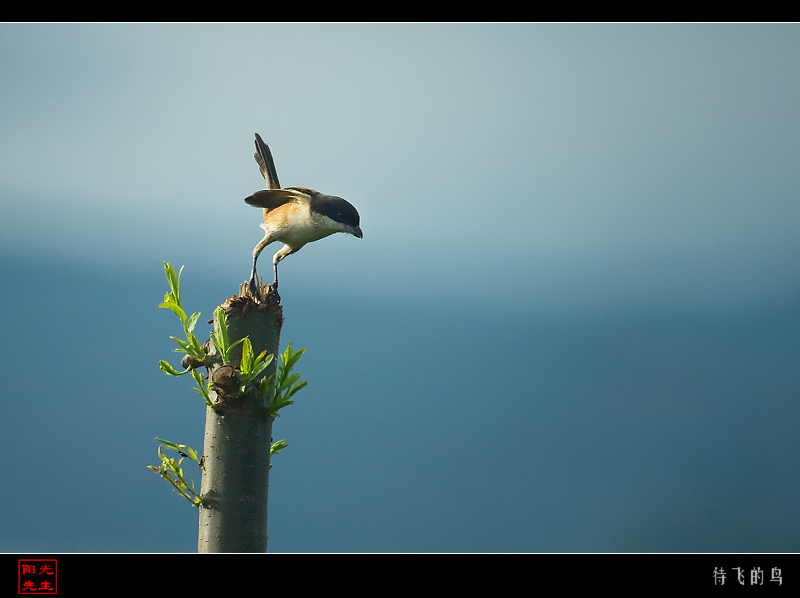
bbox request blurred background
[1,23,798,552]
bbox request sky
[1,23,798,553]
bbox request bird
[245,133,362,298]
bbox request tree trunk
[197,286,282,552]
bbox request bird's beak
[352,226,363,239]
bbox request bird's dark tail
[254,133,281,190]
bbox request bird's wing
[244,188,312,210]
[254,133,281,190]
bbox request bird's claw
[248,275,261,302]
[246,273,281,305]
[268,283,280,304]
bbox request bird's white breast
[262,202,337,248]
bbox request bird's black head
[311,192,362,237]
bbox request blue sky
[3,23,798,312]
[1,23,799,552]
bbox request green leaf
[150,435,204,506]
[241,337,254,373]
[249,351,271,379]
[217,307,229,352]
[164,262,183,306]
[187,333,205,359]
[190,370,214,408]
[159,300,188,328]
[261,341,307,417]
[156,437,185,451]
[257,373,276,399]
[186,311,201,334]
[170,336,190,352]
[209,331,222,360]
[269,399,293,418]
[270,439,289,456]
[282,342,293,368]
[159,360,190,376]
[277,372,301,395]
[282,342,305,371]
[226,337,246,359]
[284,380,308,401]
[190,368,205,385]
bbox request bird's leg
[248,254,261,300]
[248,234,274,301]
[271,245,296,292]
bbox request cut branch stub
[197,290,283,553]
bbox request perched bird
[245,133,362,297]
